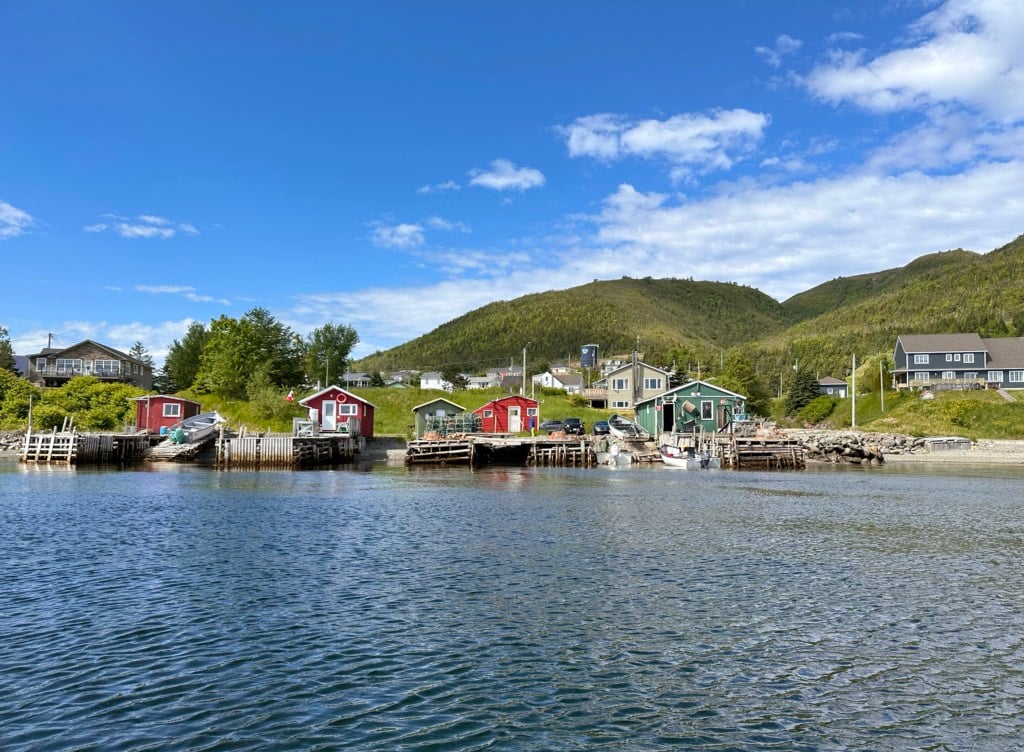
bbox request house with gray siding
[892,333,1024,390]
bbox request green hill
[354,277,798,373]
[354,234,1024,390]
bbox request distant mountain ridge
[354,234,1024,381]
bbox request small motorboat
[607,414,650,440]
[659,443,719,470]
[167,411,225,444]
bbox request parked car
[592,420,610,435]
[563,417,585,435]
[538,419,565,433]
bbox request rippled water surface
[3,461,1024,750]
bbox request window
[913,354,929,364]
[964,353,975,364]
[988,371,1004,382]
[945,354,953,361]
[95,359,120,376]
[1010,371,1024,383]
[701,400,713,420]
[56,358,82,373]
[964,372,977,379]
[338,404,358,415]
[942,371,956,379]
[610,400,631,409]
[36,357,47,370]
[163,403,181,418]
[483,410,493,418]
[643,377,662,390]
[611,378,628,390]
[527,407,538,416]
[914,371,930,381]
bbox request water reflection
[1,463,1023,749]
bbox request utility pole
[852,353,857,428]
[522,343,529,396]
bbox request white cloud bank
[135,284,231,306]
[562,109,770,181]
[469,158,545,191]
[85,213,200,239]
[0,199,33,239]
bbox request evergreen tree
[0,326,16,373]
[164,322,210,392]
[128,340,154,368]
[785,368,821,415]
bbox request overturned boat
[607,414,650,441]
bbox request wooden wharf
[215,434,358,469]
[405,435,596,467]
[20,429,150,465]
[720,436,805,470]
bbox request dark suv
[563,417,585,435]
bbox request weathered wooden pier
[405,435,596,467]
[20,429,150,465]
[721,437,805,470]
[215,433,359,469]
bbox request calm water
[2,460,1024,751]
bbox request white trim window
[945,354,953,362]
[95,359,120,376]
[163,403,181,418]
[610,400,631,409]
[964,353,975,363]
[483,409,493,418]
[338,404,358,416]
[964,372,977,380]
[701,400,714,420]
[1009,370,1024,383]
[914,371,930,381]
[643,377,663,390]
[942,371,956,379]
[526,407,538,416]
[914,354,929,364]
[611,378,629,390]
[988,371,1004,382]
[56,358,82,373]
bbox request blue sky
[4,1,1024,364]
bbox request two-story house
[26,339,153,389]
[893,333,1024,390]
[595,359,672,411]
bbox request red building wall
[133,396,201,434]
[473,396,539,433]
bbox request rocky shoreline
[4,429,1024,466]
[783,429,1024,465]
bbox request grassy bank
[187,385,1024,441]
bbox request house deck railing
[898,377,987,391]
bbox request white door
[509,406,521,433]
[322,399,337,431]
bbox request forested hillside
[353,234,1024,391]
[354,278,796,373]
[747,234,1024,379]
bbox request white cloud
[562,109,770,180]
[755,34,803,68]
[0,199,33,239]
[427,216,470,233]
[417,180,461,194]
[804,0,1024,120]
[135,284,231,306]
[371,222,425,248]
[468,158,546,191]
[84,213,200,239]
[286,155,1024,354]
